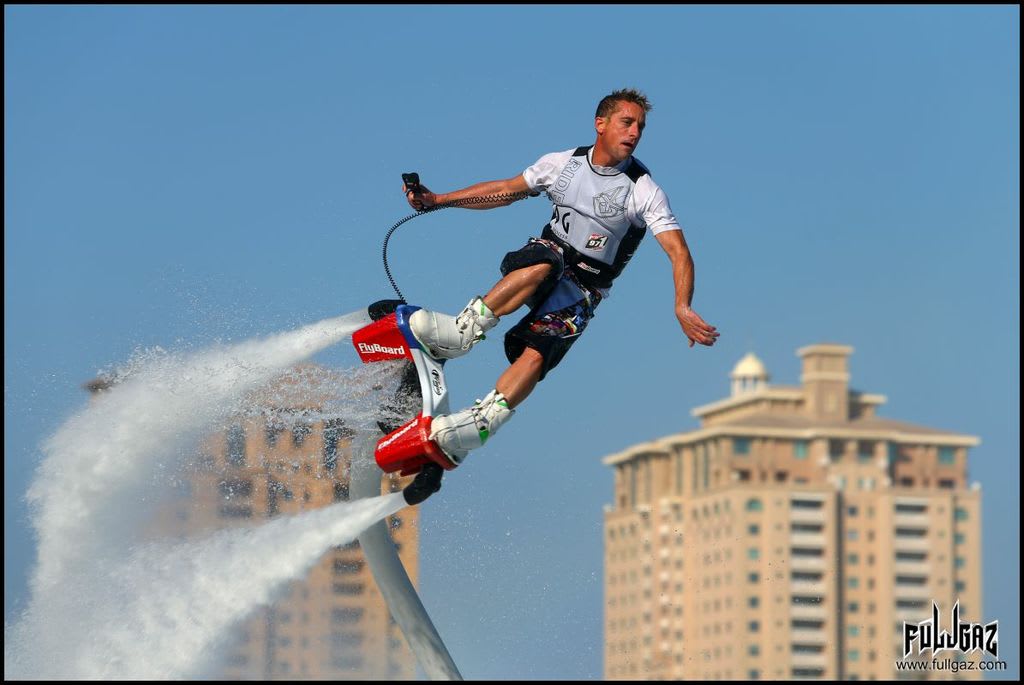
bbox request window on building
[748,548,760,560]
[955,580,966,593]
[330,607,365,624]
[888,442,901,463]
[226,424,246,467]
[792,547,824,558]
[734,438,751,455]
[829,439,845,460]
[218,478,253,499]
[331,656,364,669]
[896,599,928,610]
[955,556,966,569]
[793,440,808,459]
[748,621,760,632]
[955,508,969,521]
[703,447,710,490]
[749,524,760,535]
[792,644,825,654]
[939,447,956,465]
[292,421,312,447]
[736,469,751,482]
[746,498,763,512]
[848,625,860,637]
[265,420,284,448]
[693,445,701,494]
[848,577,859,589]
[895,575,927,587]
[792,571,823,583]
[749,644,760,656]
[748,596,759,608]
[323,418,347,472]
[333,559,365,575]
[857,441,875,462]
[748,573,759,584]
[219,504,252,518]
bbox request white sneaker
[409,297,499,360]
[430,390,514,465]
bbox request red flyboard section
[376,415,457,476]
[352,313,413,363]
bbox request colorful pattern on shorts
[526,270,602,339]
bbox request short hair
[595,88,652,119]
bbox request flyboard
[352,297,454,502]
[349,172,537,681]
[347,286,466,679]
[348,297,462,681]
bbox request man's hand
[677,304,719,348]
[404,182,438,211]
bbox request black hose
[382,191,537,302]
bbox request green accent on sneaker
[479,429,490,444]
[498,400,509,408]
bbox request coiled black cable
[382,191,538,302]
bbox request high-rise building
[602,344,982,680]
[89,364,418,680]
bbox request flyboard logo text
[903,601,998,659]
[358,342,406,356]
[430,369,444,396]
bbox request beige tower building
[602,344,983,680]
[92,364,418,680]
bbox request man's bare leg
[482,263,552,316]
[426,267,552,462]
[495,347,544,408]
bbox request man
[404,88,719,466]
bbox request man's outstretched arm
[654,229,720,348]
[405,175,531,211]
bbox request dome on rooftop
[730,352,768,380]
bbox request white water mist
[26,310,370,595]
[6,493,406,679]
[4,309,424,679]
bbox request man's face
[595,101,646,162]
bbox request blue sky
[5,5,1019,679]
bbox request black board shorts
[499,238,604,381]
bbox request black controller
[401,172,420,194]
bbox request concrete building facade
[603,344,982,681]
